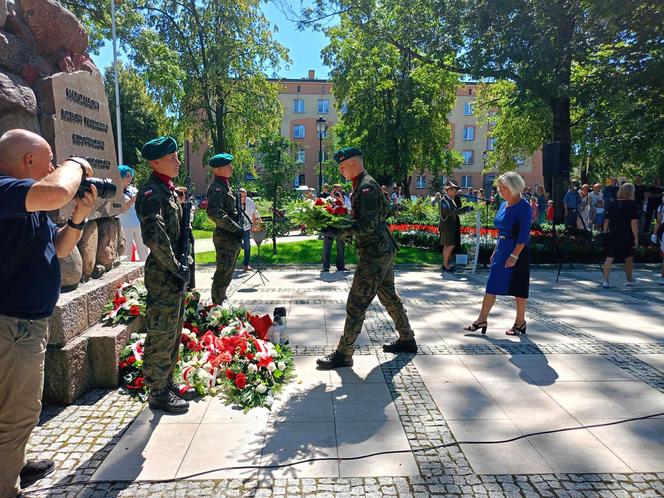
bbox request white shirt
[119,185,140,228]
[588,191,604,213]
[242,197,257,231]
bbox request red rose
[129,305,141,316]
[234,372,247,389]
[181,333,190,344]
[333,206,347,216]
[246,352,254,361]
[119,361,127,370]
[225,368,235,380]
[191,326,200,336]
[187,340,199,351]
[314,198,325,206]
[113,295,127,308]
[126,355,136,365]
[128,376,144,389]
[258,355,273,369]
[325,205,334,213]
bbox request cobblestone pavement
[23,266,664,497]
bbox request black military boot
[167,379,197,401]
[382,338,418,353]
[20,459,54,487]
[316,351,353,369]
[149,388,189,414]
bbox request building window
[461,175,472,188]
[462,150,474,165]
[296,149,305,164]
[293,99,305,113]
[294,174,306,187]
[515,156,526,166]
[318,99,330,114]
[463,126,475,141]
[416,176,426,189]
[296,85,301,93]
[487,137,496,150]
[463,102,473,116]
[293,124,305,139]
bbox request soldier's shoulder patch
[144,189,153,197]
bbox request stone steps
[44,264,144,405]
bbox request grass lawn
[194,239,442,266]
[193,229,213,239]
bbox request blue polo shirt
[0,176,61,319]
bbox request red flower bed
[390,224,544,238]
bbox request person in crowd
[652,192,664,285]
[439,182,470,272]
[603,177,619,207]
[589,183,605,231]
[601,183,639,288]
[136,137,196,415]
[523,186,532,201]
[634,175,647,232]
[317,147,415,369]
[118,165,148,261]
[464,172,531,336]
[577,184,594,231]
[322,185,350,272]
[320,183,331,199]
[0,130,98,496]
[206,153,243,304]
[239,188,259,272]
[431,191,442,206]
[530,196,539,226]
[546,199,555,223]
[563,181,581,230]
[644,178,663,234]
[535,185,547,225]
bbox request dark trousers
[323,235,345,270]
[242,230,251,266]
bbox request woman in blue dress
[464,172,532,336]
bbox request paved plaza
[24,264,664,496]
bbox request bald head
[0,129,53,180]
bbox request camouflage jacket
[206,176,242,235]
[135,174,182,275]
[346,171,396,255]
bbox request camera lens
[77,178,118,199]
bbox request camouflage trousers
[211,230,241,304]
[143,264,185,391]
[337,250,414,356]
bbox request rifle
[176,194,193,292]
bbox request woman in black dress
[602,183,639,287]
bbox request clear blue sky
[90,2,331,80]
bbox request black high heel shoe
[506,322,527,336]
[464,321,487,335]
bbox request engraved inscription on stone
[38,70,122,221]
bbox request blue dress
[486,198,532,298]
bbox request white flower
[221,325,235,335]
[125,290,139,302]
[255,384,267,394]
[255,352,263,360]
[267,362,276,373]
[277,361,286,371]
[197,368,211,383]
[247,363,258,373]
[130,333,139,341]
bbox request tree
[103,63,175,186]
[254,133,298,253]
[65,0,289,162]
[323,17,460,196]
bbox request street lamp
[316,116,327,194]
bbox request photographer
[0,129,97,497]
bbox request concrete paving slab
[426,380,509,420]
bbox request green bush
[193,209,215,231]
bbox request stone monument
[1,0,143,404]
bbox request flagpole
[111,0,123,165]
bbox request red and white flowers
[103,279,147,324]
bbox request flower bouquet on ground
[102,279,147,325]
[118,332,148,400]
[287,197,354,233]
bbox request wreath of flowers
[114,286,295,410]
[103,279,147,324]
[287,196,355,232]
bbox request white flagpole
[111,0,123,165]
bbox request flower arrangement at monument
[102,279,148,324]
[114,285,295,410]
[288,196,355,232]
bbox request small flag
[131,240,138,262]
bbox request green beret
[141,136,178,161]
[208,153,234,168]
[333,147,363,164]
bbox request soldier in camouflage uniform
[317,147,416,370]
[136,136,195,413]
[206,153,243,304]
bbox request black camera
[77,177,117,199]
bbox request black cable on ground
[24,411,664,495]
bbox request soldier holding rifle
[206,153,243,304]
[136,136,195,414]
